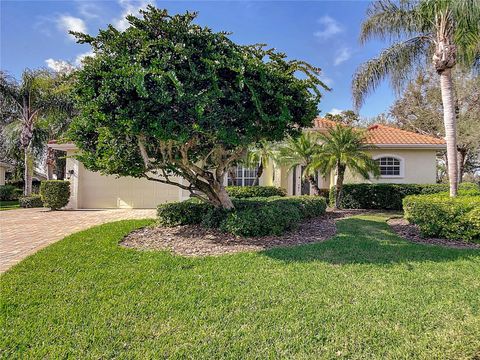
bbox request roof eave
[366,143,446,149]
[47,142,78,151]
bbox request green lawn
[1,214,479,359]
[0,200,19,211]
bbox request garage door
[78,164,181,208]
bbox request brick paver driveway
[0,208,156,273]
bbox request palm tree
[352,0,480,197]
[0,70,73,195]
[314,125,380,209]
[244,140,278,186]
[276,132,323,195]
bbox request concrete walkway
[0,208,156,273]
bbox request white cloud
[45,59,75,73]
[113,0,155,31]
[56,15,87,40]
[334,47,351,66]
[314,16,343,40]
[77,1,101,19]
[75,51,94,66]
[328,108,343,115]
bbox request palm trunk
[439,69,458,196]
[308,175,320,196]
[253,162,264,186]
[24,145,33,196]
[334,163,346,209]
[457,147,467,184]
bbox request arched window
[374,156,403,177]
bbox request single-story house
[48,118,446,209]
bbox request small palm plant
[314,125,380,208]
[353,0,480,197]
[277,132,323,195]
[244,140,278,186]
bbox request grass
[1,214,479,359]
[0,200,19,211]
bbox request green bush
[157,200,213,226]
[226,186,286,198]
[19,195,44,208]
[403,193,480,242]
[40,180,70,210]
[157,196,327,236]
[330,182,479,210]
[0,185,20,201]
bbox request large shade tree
[352,0,480,197]
[69,7,327,209]
[0,70,73,195]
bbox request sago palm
[314,125,379,209]
[352,0,480,197]
[276,132,323,195]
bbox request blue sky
[1,0,397,118]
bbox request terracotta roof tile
[311,118,446,146]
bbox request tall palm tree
[0,70,73,195]
[314,125,379,209]
[277,132,323,195]
[244,140,278,186]
[352,0,480,197]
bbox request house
[48,118,446,209]
[0,161,11,186]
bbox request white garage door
[78,164,181,209]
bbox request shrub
[19,195,43,208]
[157,200,213,226]
[269,196,327,218]
[330,182,479,210]
[226,186,286,198]
[220,201,301,236]
[0,185,19,201]
[40,180,70,210]
[403,193,480,242]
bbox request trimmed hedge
[330,182,479,210]
[157,196,327,237]
[226,186,286,198]
[40,180,70,210]
[403,192,480,242]
[0,185,21,201]
[19,195,44,208]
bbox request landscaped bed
[121,210,361,256]
[2,214,480,358]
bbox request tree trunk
[24,146,33,196]
[439,68,458,196]
[253,162,264,186]
[228,168,237,186]
[334,164,345,209]
[216,184,234,209]
[46,147,55,180]
[457,147,467,183]
[308,175,320,196]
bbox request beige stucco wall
[343,149,438,184]
[0,166,5,186]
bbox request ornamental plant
[40,180,70,210]
[69,6,328,209]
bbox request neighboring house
[0,161,12,185]
[48,118,446,209]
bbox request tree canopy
[69,6,327,208]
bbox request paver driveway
[0,208,156,273]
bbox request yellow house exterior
[48,119,446,209]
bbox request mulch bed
[121,209,364,256]
[387,217,480,249]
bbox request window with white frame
[227,165,259,186]
[375,156,402,176]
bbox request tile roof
[311,118,446,147]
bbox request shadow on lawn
[261,217,480,265]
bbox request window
[227,165,258,186]
[375,157,401,176]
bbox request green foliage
[157,200,212,226]
[403,192,480,242]
[330,182,479,210]
[0,185,21,201]
[39,180,70,210]
[69,6,327,208]
[19,195,43,208]
[226,186,286,198]
[157,196,327,236]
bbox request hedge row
[226,186,286,198]
[403,191,479,242]
[19,195,44,208]
[0,185,22,201]
[157,196,327,237]
[40,180,70,210]
[329,182,479,210]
